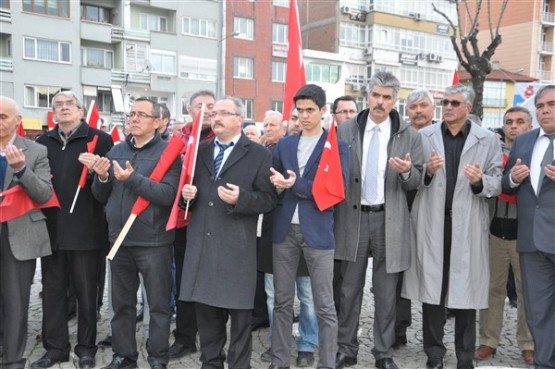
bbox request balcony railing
[538,70,553,82]
[0,57,13,71]
[112,69,150,85]
[540,41,554,53]
[0,7,11,22]
[542,11,555,24]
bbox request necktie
[538,134,555,193]
[363,126,380,203]
[0,154,7,191]
[214,141,233,176]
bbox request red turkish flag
[47,111,56,130]
[0,185,60,222]
[452,68,460,85]
[110,126,122,144]
[166,105,204,230]
[283,0,306,121]
[17,123,25,137]
[312,120,345,211]
[86,100,101,129]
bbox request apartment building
[0,0,223,131]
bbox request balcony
[540,40,554,54]
[112,69,150,85]
[538,70,553,82]
[0,57,13,71]
[0,7,11,22]
[542,11,555,25]
[81,20,112,43]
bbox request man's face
[210,99,243,142]
[502,111,532,143]
[536,89,555,134]
[243,125,261,143]
[408,98,435,130]
[287,109,300,135]
[295,98,324,134]
[52,95,83,126]
[0,99,21,141]
[188,95,216,129]
[367,86,396,123]
[263,114,285,145]
[126,100,161,141]
[334,100,358,124]
[441,93,471,126]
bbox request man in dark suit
[502,84,555,368]
[0,96,53,369]
[269,84,349,369]
[180,96,277,369]
[33,91,112,369]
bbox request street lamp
[217,31,239,98]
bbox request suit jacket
[3,135,52,260]
[334,108,424,272]
[502,128,555,254]
[180,134,277,309]
[272,130,349,249]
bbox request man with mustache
[334,71,424,369]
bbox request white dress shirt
[361,117,391,205]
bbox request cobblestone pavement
[22,263,531,369]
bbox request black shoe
[456,360,474,369]
[79,356,96,369]
[136,306,144,322]
[296,351,314,367]
[101,355,137,369]
[98,335,112,346]
[31,353,70,368]
[375,358,399,369]
[150,364,167,369]
[335,352,357,369]
[426,357,444,369]
[393,334,408,349]
[168,342,197,360]
[251,320,270,331]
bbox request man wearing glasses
[403,84,502,369]
[180,97,277,369]
[332,96,358,125]
[33,91,112,369]
[91,97,181,369]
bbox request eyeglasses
[208,111,240,119]
[335,109,357,115]
[441,99,463,107]
[54,100,78,108]
[126,111,159,119]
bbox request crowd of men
[0,75,554,369]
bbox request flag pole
[183,103,205,220]
[69,186,81,213]
[106,214,137,260]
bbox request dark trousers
[253,239,269,325]
[41,249,102,358]
[422,213,476,368]
[0,223,36,369]
[173,227,198,348]
[395,272,412,337]
[520,251,555,369]
[196,302,252,369]
[110,245,172,366]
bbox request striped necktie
[214,141,233,176]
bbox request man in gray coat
[0,96,53,369]
[403,84,502,369]
[333,71,424,369]
[180,96,277,369]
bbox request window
[140,13,167,32]
[272,61,286,82]
[1,0,9,9]
[24,85,68,108]
[244,99,254,120]
[340,23,366,48]
[23,0,69,17]
[273,0,289,7]
[80,4,110,23]
[482,111,505,129]
[273,23,287,44]
[81,47,113,68]
[272,100,283,113]
[233,57,254,79]
[179,56,217,81]
[182,17,217,39]
[83,91,112,113]
[483,81,506,108]
[125,42,148,72]
[150,50,176,75]
[306,63,340,84]
[24,37,71,63]
[234,17,254,40]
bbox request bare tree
[433,0,509,119]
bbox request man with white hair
[263,111,286,148]
[243,124,262,144]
